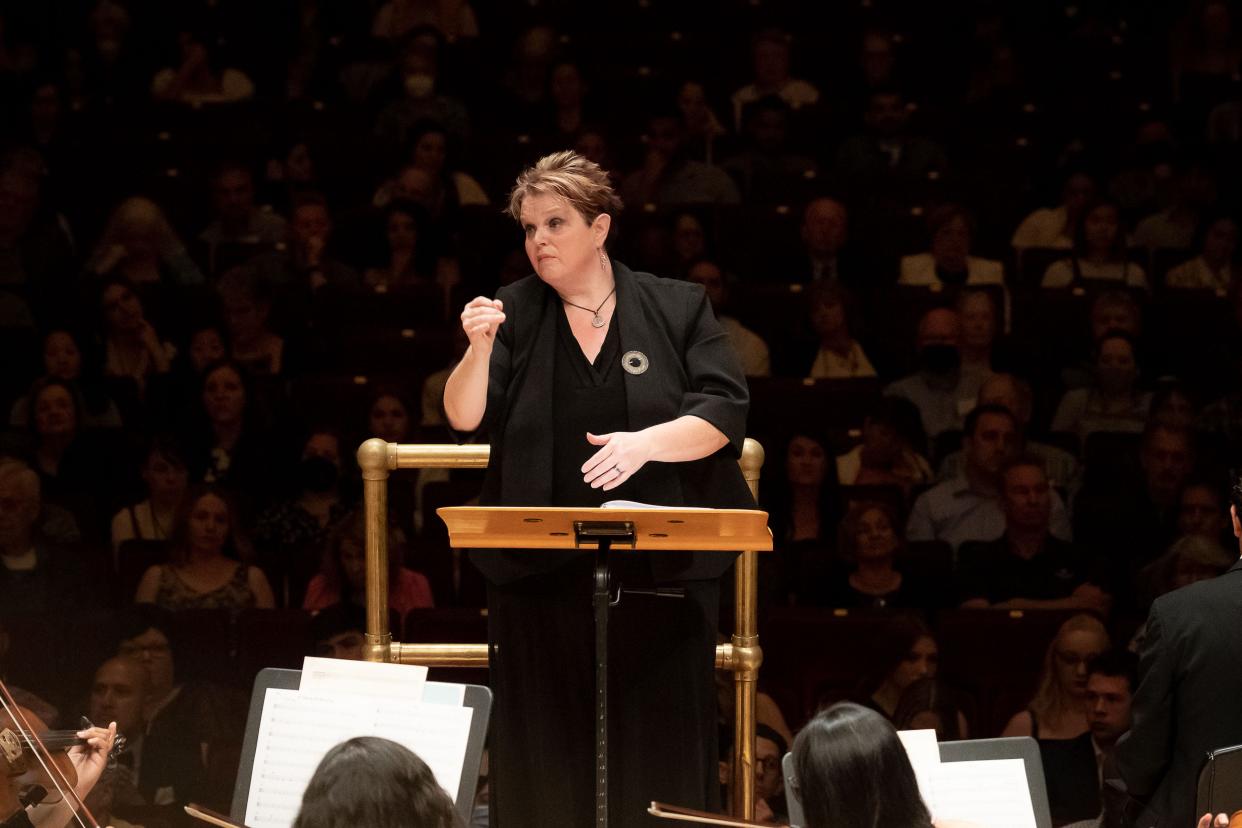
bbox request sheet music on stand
[228,660,491,828]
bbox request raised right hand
[460,296,505,354]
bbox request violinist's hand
[69,721,117,797]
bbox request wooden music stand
[438,506,772,828]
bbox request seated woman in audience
[9,328,122,428]
[135,485,274,610]
[764,430,840,603]
[1165,213,1237,292]
[1012,171,1096,251]
[892,677,969,740]
[835,396,932,494]
[84,196,203,286]
[806,282,876,379]
[254,428,352,606]
[670,211,710,277]
[792,702,963,828]
[1042,199,1148,290]
[111,435,189,555]
[151,29,255,105]
[1148,382,1198,430]
[405,119,489,210]
[217,266,285,377]
[1002,613,1109,825]
[183,359,274,503]
[1051,330,1151,442]
[858,614,942,719]
[303,509,433,616]
[899,203,1004,288]
[186,323,228,374]
[364,198,458,289]
[98,276,174,396]
[813,500,927,609]
[293,736,457,828]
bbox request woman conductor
[444,151,754,826]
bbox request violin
[2,710,128,786]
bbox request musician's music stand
[437,506,773,828]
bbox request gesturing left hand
[582,431,652,491]
[69,721,117,794]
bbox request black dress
[487,308,722,827]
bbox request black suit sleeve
[1114,600,1176,799]
[676,285,749,456]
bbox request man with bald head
[885,308,983,439]
[938,373,1080,488]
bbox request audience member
[85,196,203,287]
[817,500,928,610]
[907,405,1071,551]
[898,205,1004,289]
[1059,290,1145,391]
[892,678,969,741]
[730,30,819,131]
[303,509,432,616]
[364,198,456,288]
[722,95,818,204]
[676,80,728,165]
[859,615,941,720]
[111,435,188,554]
[134,485,275,611]
[764,431,840,604]
[1133,162,1218,251]
[835,396,932,492]
[753,723,788,822]
[217,266,285,376]
[834,87,948,202]
[151,29,255,105]
[198,162,288,277]
[1002,614,1109,825]
[264,192,359,295]
[1165,213,1237,291]
[1175,481,1230,541]
[955,288,1000,387]
[885,307,980,439]
[788,197,857,286]
[1086,650,1138,827]
[621,112,742,207]
[1133,533,1235,620]
[373,37,471,151]
[685,260,769,376]
[84,656,147,818]
[804,282,875,379]
[292,736,457,828]
[183,360,276,504]
[372,0,479,42]
[1051,331,1151,442]
[791,702,934,828]
[399,120,489,211]
[957,456,1109,611]
[938,373,1079,489]
[310,604,367,660]
[98,276,174,395]
[1041,200,1148,290]
[8,328,122,429]
[368,384,420,536]
[1012,171,1096,250]
[0,156,77,299]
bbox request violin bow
[0,678,101,828]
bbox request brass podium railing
[357,437,767,819]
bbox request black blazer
[470,260,755,584]
[1112,557,1242,828]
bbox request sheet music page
[244,689,473,828]
[298,656,428,699]
[601,500,691,510]
[422,681,467,706]
[896,729,941,813]
[929,758,1038,828]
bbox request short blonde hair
[507,150,623,227]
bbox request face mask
[404,73,435,99]
[300,456,339,493]
[917,344,960,377]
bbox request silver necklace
[562,285,616,328]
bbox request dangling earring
[599,249,609,271]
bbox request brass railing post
[357,439,766,818]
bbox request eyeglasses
[1055,650,1100,668]
[756,756,782,774]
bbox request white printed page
[244,689,473,828]
[298,656,428,699]
[897,729,941,813]
[930,758,1038,828]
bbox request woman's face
[102,283,144,333]
[340,538,366,588]
[1084,205,1120,254]
[959,293,996,351]
[370,394,410,443]
[190,328,226,373]
[1203,217,1238,265]
[43,331,81,380]
[891,635,939,692]
[143,451,188,503]
[35,385,76,439]
[785,435,826,486]
[520,192,607,289]
[203,366,245,425]
[855,507,898,562]
[386,211,418,254]
[1054,629,1105,698]
[187,493,229,554]
[672,214,706,262]
[222,294,267,340]
[677,81,710,126]
[1097,337,1138,394]
[285,142,314,182]
[412,131,447,174]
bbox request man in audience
[311,604,367,660]
[266,191,359,294]
[1176,481,1229,542]
[620,113,741,207]
[754,724,788,822]
[1090,650,1138,827]
[787,196,862,287]
[85,656,148,821]
[957,456,1109,611]
[886,308,981,440]
[1109,475,1242,828]
[198,161,288,276]
[0,458,96,613]
[938,373,1079,489]
[730,29,820,131]
[907,405,1072,551]
[0,154,77,300]
[687,259,770,377]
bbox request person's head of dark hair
[792,702,932,828]
[211,159,253,187]
[198,357,256,429]
[837,499,904,564]
[863,613,936,696]
[963,402,1015,439]
[407,120,452,175]
[925,202,973,241]
[26,376,80,442]
[891,678,964,740]
[310,604,366,650]
[292,736,458,828]
[863,395,926,455]
[168,484,248,565]
[143,433,189,471]
[1087,649,1138,692]
[96,274,147,335]
[115,604,181,682]
[1073,197,1127,259]
[755,723,788,761]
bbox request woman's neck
[872,681,902,717]
[559,266,614,310]
[819,329,853,356]
[213,418,243,450]
[186,544,223,566]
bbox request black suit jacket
[470,260,755,585]
[1112,557,1242,827]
